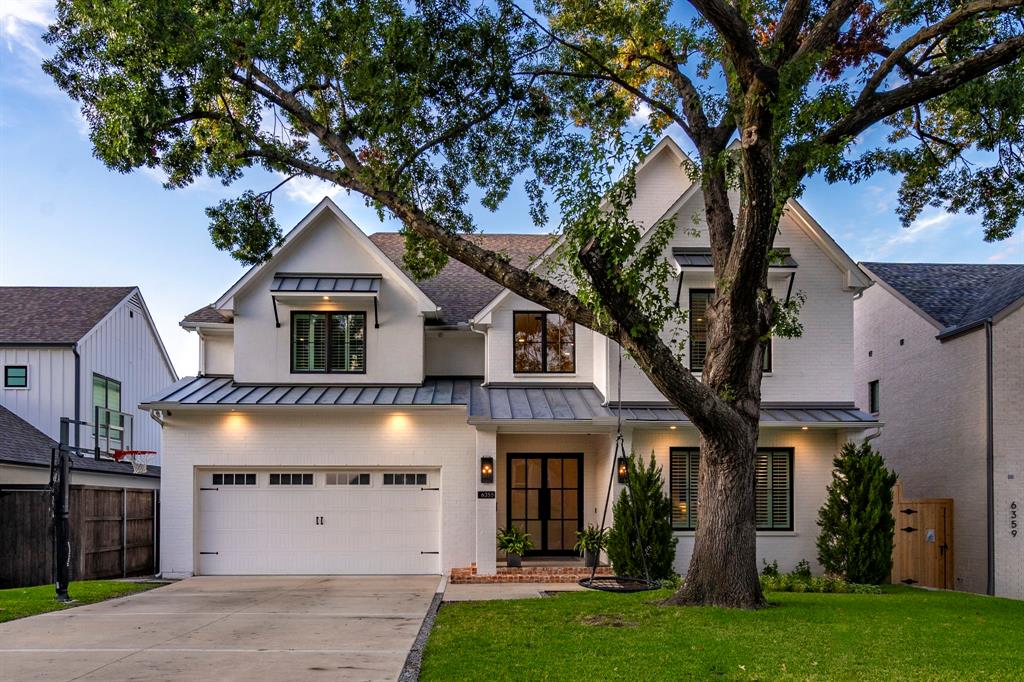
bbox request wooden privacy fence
[0,485,158,589]
[891,482,954,590]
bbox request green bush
[816,441,899,584]
[606,452,677,580]
[760,571,881,595]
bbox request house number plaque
[478,491,496,499]
[1011,501,1018,538]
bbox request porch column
[474,428,498,576]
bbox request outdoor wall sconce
[480,456,494,484]
[617,457,628,483]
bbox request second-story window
[689,290,771,373]
[513,312,575,374]
[291,311,366,374]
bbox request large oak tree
[45,0,1023,607]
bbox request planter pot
[506,553,522,568]
[583,549,599,568]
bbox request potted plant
[496,526,533,567]
[574,524,608,568]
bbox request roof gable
[862,262,1024,335]
[212,198,438,315]
[0,287,136,345]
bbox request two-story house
[0,287,177,489]
[855,263,1023,600]
[145,137,877,579]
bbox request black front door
[507,454,583,555]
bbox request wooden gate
[891,483,954,589]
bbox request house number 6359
[1011,502,1018,538]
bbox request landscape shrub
[817,441,899,584]
[606,452,677,579]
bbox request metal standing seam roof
[271,273,382,294]
[142,376,475,408]
[143,378,878,426]
[674,247,798,269]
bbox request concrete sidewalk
[0,575,440,681]
[443,582,585,601]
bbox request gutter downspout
[72,343,81,455]
[985,320,995,596]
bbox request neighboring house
[0,287,176,488]
[146,137,877,579]
[855,263,1024,600]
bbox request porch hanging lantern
[480,456,494,484]
[616,456,628,483]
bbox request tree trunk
[663,421,765,608]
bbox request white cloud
[987,243,1021,262]
[277,172,341,204]
[867,209,958,258]
[629,102,653,127]
[1,1,52,57]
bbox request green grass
[0,580,162,623]
[422,586,1024,680]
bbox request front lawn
[0,580,162,623]
[423,586,1023,680]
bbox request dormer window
[291,311,366,374]
[513,311,575,374]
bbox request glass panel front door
[507,454,582,555]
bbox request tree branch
[859,0,1024,101]
[772,0,811,65]
[688,0,766,85]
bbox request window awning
[271,273,382,295]
[673,248,798,269]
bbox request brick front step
[450,563,614,584]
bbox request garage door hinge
[420,551,439,554]
[199,551,219,555]
[420,487,439,491]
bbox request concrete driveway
[0,575,441,681]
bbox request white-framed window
[383,472,428,486]
[326,472,371,486]
[269,472,314,486]
[212,472,257,486]
[4,365,28,389]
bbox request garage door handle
[199,551,219,555]
[421,487,439,491]
[200,487,219,491]
[420,551,439,554]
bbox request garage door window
[269,473,314,486]
[383,472,427,486]
[213,473,256,486]
[326,472,371,486]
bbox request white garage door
[196,469,441,575]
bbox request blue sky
[1,2,1021,378]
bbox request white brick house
[855,263,1024,600]
[147,137,877,579]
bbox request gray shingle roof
[0,287,135,344]
[181,305,232,325]
[0,405,159,477]
[368,233,554,326]
[864,262,1024,336]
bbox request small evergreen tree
[606,452,677,579]
[816,441,899,584]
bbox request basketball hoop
[112,450,156,474]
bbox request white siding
[0,347,76,441]
[232,212,426,385]
[424,329,484,376]
[992,303,1024,600]
[158,409,477,577]
[484,293,594,385]
[77,294,177,458]
[854,282,989,593]
[609,199,858,405]
[632,426,845,575]
[200,331,234,376]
